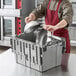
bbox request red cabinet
[16,0,22,35]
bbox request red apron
[45,0,70,53]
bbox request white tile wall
[72,3,76,23]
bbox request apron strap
[56,0,62,11]
[47,0,51,9]
[48,0,61,11]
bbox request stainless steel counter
[0,48,76,76]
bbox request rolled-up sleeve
[62,1,73,26]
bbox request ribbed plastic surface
[10,35,63,72]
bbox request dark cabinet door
[3,0,12,5]
[3,19,12,37]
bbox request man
[25,0,73,53]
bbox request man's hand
[25,13,36,23]
[43,25,59,32]
[43,19,68,32]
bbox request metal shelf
[0,40,11,47]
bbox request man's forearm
[56,19,68,29]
